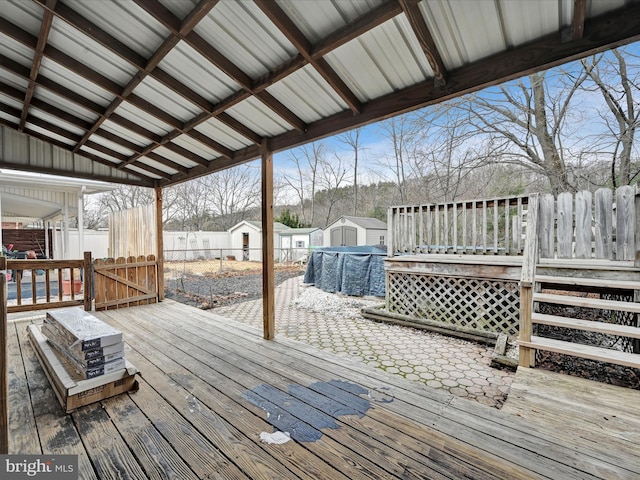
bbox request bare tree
[207,164,261,230]
[281,142,324,225]
[338,127,364,214]
[465,69,588,195]
[375,116,421,203]
[317,155,350,226]
[581,48,640,187]
[167,178,213,231]
[98,185,154,212]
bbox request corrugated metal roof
[337,216,387,229]
[0,0,639,187]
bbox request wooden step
[533,292,640,313]
[518,336,640,369]
[535,275,640,290]
[532,313,640,339]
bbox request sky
[272,40,640,186]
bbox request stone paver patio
[215,275,515,408]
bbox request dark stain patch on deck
[243,380,388,442]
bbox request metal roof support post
[63,193,70,259]
[77,186,85,257]
[261,139,275,340]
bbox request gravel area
[291,286,382,319]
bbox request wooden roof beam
[19,0,56,132]
[399,0,448,87]
[33,0,232,159]
[135,0,307,133]
[255,0,362,114]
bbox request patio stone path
[215,275,515,408]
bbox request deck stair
[518,273,640,369]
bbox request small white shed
[278,227,323,262]
[228,220,290,261]
[324,216,387,247]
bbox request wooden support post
[635,186,640,267]
[0,261,8,454]
[261,139,275,340]
[519,193,539,368]
[633,187,640,353]
[387,207,394,256]
[83,251,92,311]
[155,187,165,301]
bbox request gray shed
[323,216,387,247]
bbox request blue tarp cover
[303,246,386,297]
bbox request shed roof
[229,220,290,232]
[329,215,387,229]
[279,227,322,236]
[0,0,639,187]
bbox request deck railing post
[635,186,640,267]
[519,193,540,368]
[0,262,8,454]
[84,251,93,311]
[387,207,394,257]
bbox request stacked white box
[43,307,126,379]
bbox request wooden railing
[388,195,530,256]
[0,252,92,313]
[388,186,639,262]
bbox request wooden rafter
[0,72,187,176]
[19,0,56,132]
[32,0,237,164]
[134,0,307,133]
[399,0,447,87]
[197,1,640,184]
[255,0,362,114]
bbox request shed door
[330,226,357,246]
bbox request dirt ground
[164,261,305,308]
[164,259,277,277]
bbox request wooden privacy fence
[538,185,636,261]
[93,255,158,310]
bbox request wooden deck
[502,367,640,465]
[7,300,640,479]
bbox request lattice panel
[387,272,520,336]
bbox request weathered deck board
[115,304,533,480]
[152,301,637,480]
[7,321,40,454]
[105,308,408,480]
[7,301,640,479]
[503,367,640,461]
[14,320,97,480]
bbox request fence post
[83,251,93,311]
[519,193,539,368]
[0,262,8,454]
[387,207,394,257]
